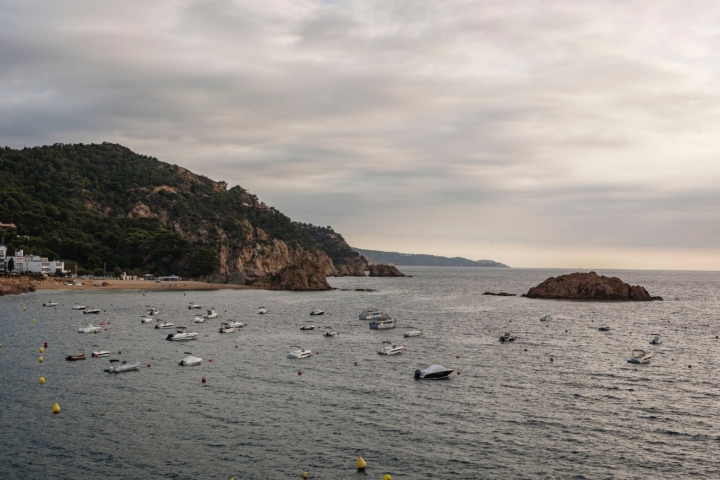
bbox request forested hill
[0,143,363,280]
[353,248,509,268]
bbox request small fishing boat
[258,307,267,314]
[106,359,140,373]
[628,349,652,364]
[598,326,610,331]
[300,325,316,331]
[145,307,160,316]
[188,303,202,309]
[72,304,87,310]
[78,325,101,333]
[404,329,423,338]
[219,323,236,333]
[166,328,198,341]
[540,315,553,322]
[42,301,58,307]
[91,345,110,357]
[649,334,662,345]
[225,320,246,328]
[65,353,87,361]
[178,352,202,366]
[310,308,324,316]
[499,332,516,342]
[369,315,395,330]
[155,321,174,329]
[359,308,383,320]
[83,308,101,314]
[204,309,218,319]
[415,364,454,379]
[193,316,207,323]
[377,341,405,355]
[141,317,153,323]
[287,346,312,359]
[323,329,338,337]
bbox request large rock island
[524,271,662,301]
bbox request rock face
[0,278,36,296]
[368,264,406,277]
[525,272,662,301]
[249,254,331,291]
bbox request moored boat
[287,346,312,359]
[188,303,202,309]
[204,309,218,319]
[649,334,662,345]
[499,332,516,342]
[72,304,87,310]
[369,315,395,330]
[91,345,110,357]
[83,308,101,314]
[78,325,102,333]
[310,308,324,316]
[415,364,454,379]
[359,308,383,320]
[42,301,58,307]
[377,341,405,355]
[178,352,202,366]
[225,320,246,328]
[166,328,198,341]
[628,349,652,364]
[258,307,267,314]
[141,317,153,323]
[219,323,236,333]
[300,325,315,331]
[65,353,87,361]
[106,359,140,373]
[540,315,553,322]
[403,329,423,337]
[193,316,207,323]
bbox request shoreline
[33,279,256,292]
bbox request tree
[7,257,14,272]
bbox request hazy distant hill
[353,248,509,268]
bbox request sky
[2,0,720,270]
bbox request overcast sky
[2,0,720,269]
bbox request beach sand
[34,279,255,292]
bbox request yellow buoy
[357,456,366,470]
[32,318,37,323]
[24,307,27,311]
[52,402,60,414]
[303,472,308,479]
[384,475,392,480]
[38,356,44,363]
[39,347,45,353]
[39,377,45,384]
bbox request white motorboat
[499,332,516,342]
[141,317,153,323]
[91,345,110,357]
[359,308,383,320]
[324,329,337,337]
[42,301,58,307]
[219,323,236,333]
[649,334,662,345]
[310,308,324,316]
[204,309,218,319]
[404,329,423,338]
[106,359,140,373]
[188,303,202,309]
[166,328,198,341]
[258,307,267,314]
[628,349,653,364]
[78,324,101,333]
[287,346,312,359]
[83,308,101,314]
[155,321,174,329]
[377,341,405,355]
[178,352,202,366]
[300,325,316,331]
[145,307,160,316]
[369,315,395,330]
[540,315,553,322]
[193,316,207,323]
[415,364,454,379]
[225,320,246,328]
[71,304,87,310]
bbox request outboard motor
[166,333,174,340]
[414,369,421,380]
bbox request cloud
[2,0,720,268]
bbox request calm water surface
[1,268,719,479]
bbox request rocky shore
[368,264,405,277]
[0,278,37,296]
[524,271,662,301]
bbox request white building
[1,247,66,275]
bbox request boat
[414,364,454,379]
[145,307,160,316]
[219,323,236,333]
[369,315,395,330]
[166,328,199,341]
[204,309,218,319]
[287,346,312,359]
[106,359,141,373]
[83,308,101,314]
[155,321,174,329]
[377,341,405,355]
[71,304,87,310]
[359,308,383,320]
[141,316,153,323]
[178,352,202,366]
[65,353,87,361]
[225,320,246,328]
[598,326,610,332]
[300,325,315,331]
[310,308,324,316]
[540,315,553,322]
[78,325,102,333]
[91,345,110,357]
[323,329,337,337]
[193,316,207,323]
[258,307,267,314]
[403,329,423,337]
[649,334,662,345]
[188,303,202,309]
[42,301,58,307]
[499,332,516,342]
[628,349,653,364]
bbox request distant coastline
[353,248,509,268]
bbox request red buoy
[565,330,568,333]
[354,361,358,366]
[455,355,459,359]
[316,351,320,355]
[524,348,527,352]
[550,357,554,362]
[298,371,302,376]
[147,363,151,368]
[118,350,122,354]
[44,342,48,348]
[235,345,238,348]
[209,359,213,363]
[688,365,692,368]
[201,377,207,383]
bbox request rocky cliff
[368,264,406,277]
[0,278,36,296]
[524,272,662,301]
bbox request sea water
[1,267,718,479]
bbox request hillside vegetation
[353,248,508,268]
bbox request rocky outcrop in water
[249,254,331,291]
[368,264,405,277]
[0,278,36,296]
[483,292,516,296]
[524,271,662,301]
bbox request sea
[1,267,718,479]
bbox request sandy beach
[34,279,255,292]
